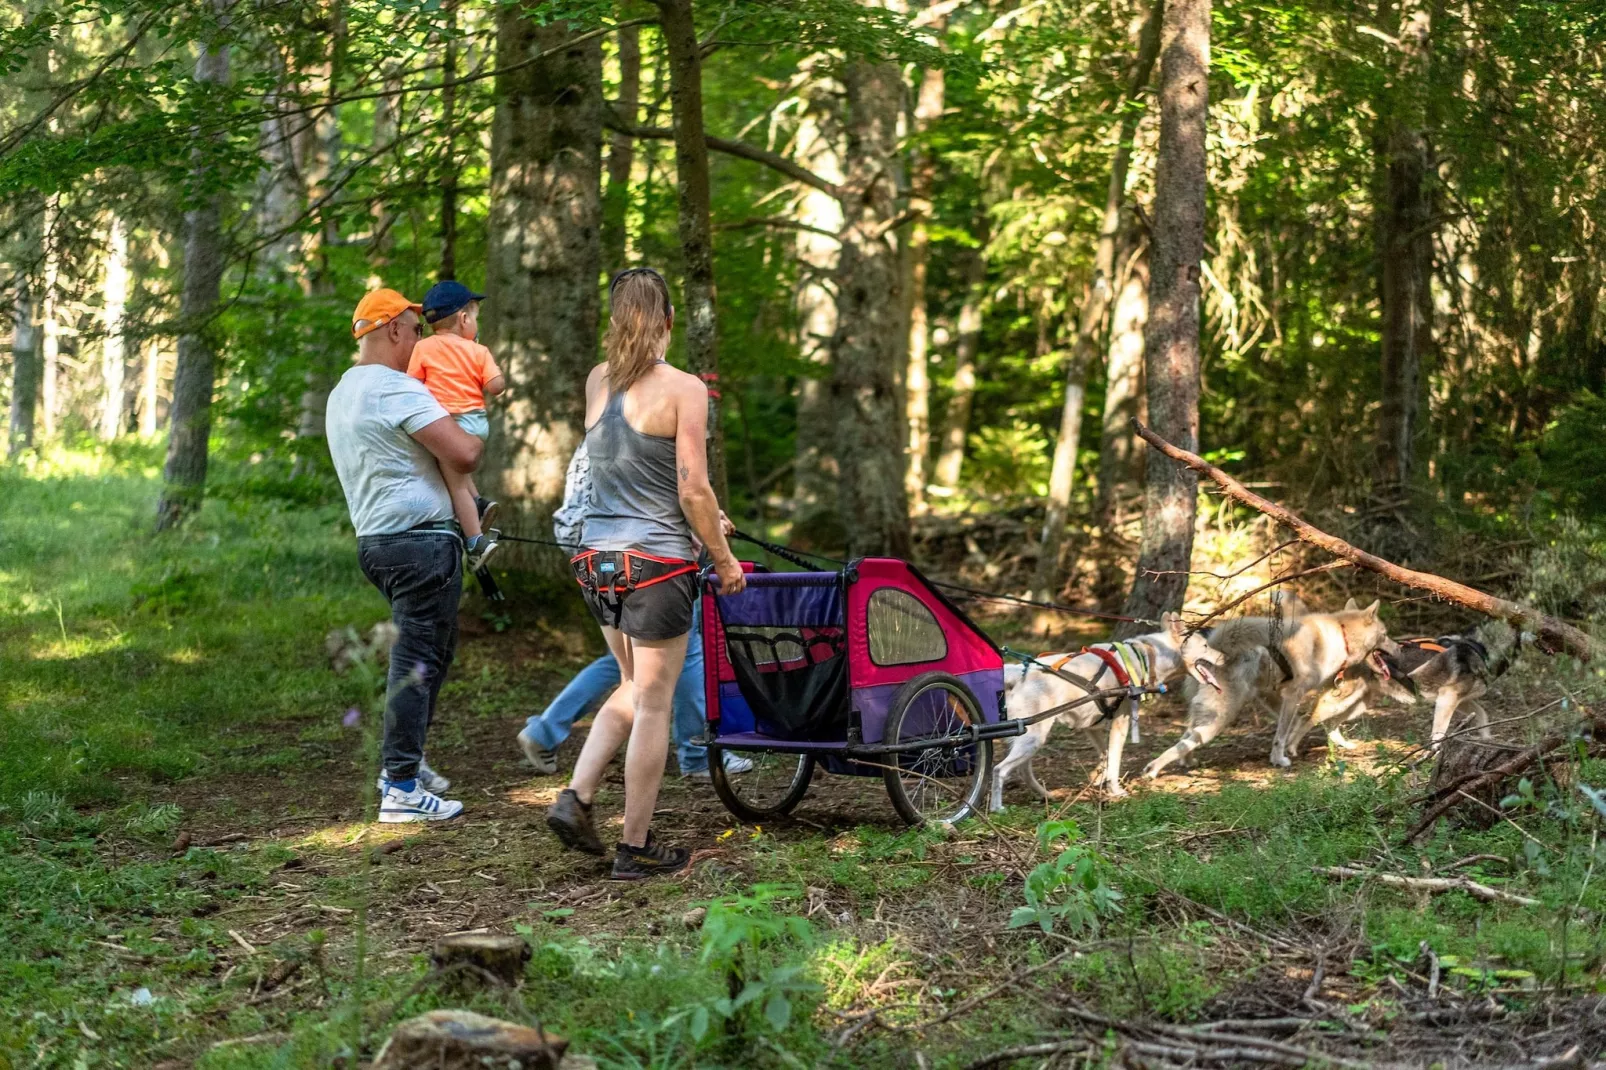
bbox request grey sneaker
[465,534,499,572]
[476,497,499,531]
[518,730,559,775]
[685,753,754,780]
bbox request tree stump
[1428,736,1510,830]
[373,1010,566,1070]
[431,933,531,988]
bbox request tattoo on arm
[679,464,690,483]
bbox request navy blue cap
[422,280,487,323]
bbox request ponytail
[604,267,674,394]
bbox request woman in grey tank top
[546,268,745,880]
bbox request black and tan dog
[1274,623,1526,763]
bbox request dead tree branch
[1130,420,1602,660]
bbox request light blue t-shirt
[326,364,454,537]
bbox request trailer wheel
[708,747,815,823]
[881,672,993,825]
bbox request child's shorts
[452,410,489,440]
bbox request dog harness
[571,549,698,628]
[1031,642,1154,741]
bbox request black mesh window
[867,588,947,666]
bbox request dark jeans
[357,532,463,782]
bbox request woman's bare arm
[673,377,744,594]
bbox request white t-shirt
[326,364,454,537]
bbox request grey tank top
[581,385,696,560]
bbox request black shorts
[575,552,699,641]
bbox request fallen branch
[1402,715,1606,842]
[1130,420,1601,660]
[1314,865,1541,907]
[963,1039,1092,1070]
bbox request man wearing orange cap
[327,289,485,822]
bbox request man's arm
[411,416,483,474]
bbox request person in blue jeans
[517,601,748,778]
[518,601,751,778]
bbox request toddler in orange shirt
[411,281,507,569]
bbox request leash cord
[489,528,1148,625]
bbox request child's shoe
[476,497,499,530]
[465,533,499,571]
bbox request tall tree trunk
[1097,228,1150,521]
[1034,0,1163,600]
[789,76,846,546]
[439,0,460,280]
[903,46,945,514]
[293,7,346,457]
[1117,0,1209,634]
[1375,6,1434,494]
[654,0,728,503]
[99,215,130,440]
[601,21,641,270]
[932,242,986,491]
[484,16,603,549]
[156,21,231,530]
[831,57,911,558]
[138,337,163,438]
[39,197,59,439]
[8,287,38,457]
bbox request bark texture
[932,243,987,491]
[484,16,603,551]
[373,1010,566,1070]
[654,0,728,502]
[1035,0,1162,599]
[157,26,231,530]
[1375,8,1435,492]
[99,215,130,440]
[439,0,460,280]
[1117,0,1209,634]
[903,48,946,512]
[8,288,38,457]
[601,21,640,270]
[40,197,59,438]
[831,57,911,558]
[1097,230,1150,520]
[789,77,846,546]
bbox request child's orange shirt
[406,333,503,414]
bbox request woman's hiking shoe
[375,758,449,796]
[611,832,690,881]
[546,789,605,855]
[517,730,559,775]
[378,780,464,823]
[465,533,499,571]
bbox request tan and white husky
[1142,598,1393,779]
[991,613,1207,808]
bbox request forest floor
[4,447,1606,1070]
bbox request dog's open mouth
[1191,659,1224,692]
[1366,649,1391,679]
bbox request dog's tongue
[1367,649,1391,679]
[1193,661,1223,692]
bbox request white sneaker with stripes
[375,758,450,796]
[378,780,463,823]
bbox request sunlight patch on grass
[164,647,204,665]
[813,935,926,1012]
[28,631,132,661]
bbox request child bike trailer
[697,558,1024,825]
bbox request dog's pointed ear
[1162,611,1184,644]
[1344,597,1359,612]
[1363,599,1380,622]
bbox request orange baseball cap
[352,288,423,339]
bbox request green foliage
[675,884,820,1045]
[1008,819,1124,935]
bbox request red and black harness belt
[571,549,699,629]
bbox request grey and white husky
[1276,621,1527,763]
[990,613,1207,809]
[1142,598,1394,779]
